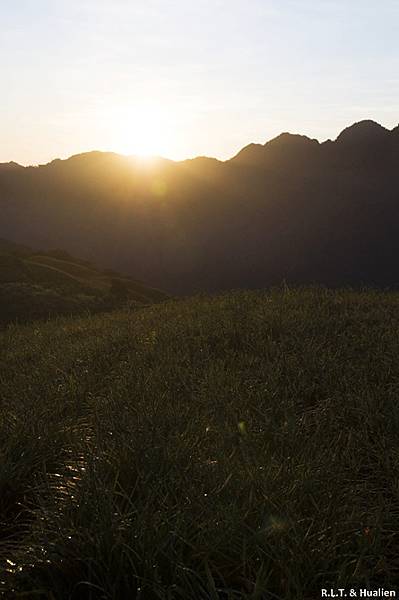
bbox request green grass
[0,246,168,327]
[1,288,399,598]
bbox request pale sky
[1,0,398,165]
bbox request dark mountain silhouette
[336,119,389,144]
[232,132,320,169]
[0,161,23,171]
[1,119,399,293]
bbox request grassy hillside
[1,288,399,598]
[0,240,167,327]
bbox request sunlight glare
[109,106,176,159]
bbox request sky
[1,0,398,165]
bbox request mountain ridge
[1,118,398,293]
[3,119,398,169]
[335,119,390,144]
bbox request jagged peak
[265,132,319,147]
[336,120,389,144]
[230,133,318,164]
[230,143,264,162]
[180,156,222,166]
[0,161,23,171]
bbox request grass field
[1,288,399,598]
[0,243,168,327]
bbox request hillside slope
[0,239,167,326]
[1,120,399,293]
[1,288,399,597]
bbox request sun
[109,107,176,159]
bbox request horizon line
[2,118,398,168]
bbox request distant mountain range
[1,119,399,292]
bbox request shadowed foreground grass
[1,288,399,598]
